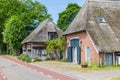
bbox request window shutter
[77,46,81,64]
[68,47,72,62]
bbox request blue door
[105,53,113,65]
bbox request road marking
[39,72,44,75]
[47,75,52,78]
[33,69,37,72]
[3,76,6,78]
[1,73,3,75]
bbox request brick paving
[3,56,78,80]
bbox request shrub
[17,53,31,63]
[25,56,32,63]
[60,58,68,62]
[32,57,41,62]
[90,61,99,68]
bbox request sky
[37,0,86,23]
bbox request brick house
[64,0,120,65]
[22,18,63,60]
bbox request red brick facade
[65,31,100,64]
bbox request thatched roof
[64,0,120,53]
[22,18,63,44]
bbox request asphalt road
[0,56,56,80]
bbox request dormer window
[48,32,58,40]
[97,17,105,23]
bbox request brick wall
[65,31,100,63]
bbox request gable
[22,19,63,44]
[64,0,120,53]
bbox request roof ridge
[22,19,50,44]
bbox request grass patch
[74,65,120,72]
[109,77,120,80]
[60,58,68,62]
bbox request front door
[72,46,77,63]
[105,53,113,65]
[116,56,120,65]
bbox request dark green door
[77,46,81,64]
[105,53,113,65]
[68,38,81,64]
[68,47,72,62]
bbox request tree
[45,36,66,59]
[57,3,81,31]
[3,16,27,55]
[1,0,51,54]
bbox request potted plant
[81,61,88,68]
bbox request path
[2,56,78,80]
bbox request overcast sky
[37,0,86,23]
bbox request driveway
[0,56,77,80]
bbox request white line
[33,69,37,72]
[3,76,6,78]
[47,75,52,78]
[39,72,44,75]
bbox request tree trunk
[13,49,18,56]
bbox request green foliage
[17,53,31,63]
[3,16,27,55]
[57,3,81,31]
[90,61,99,68]
[45,36,66,59]
[1,0,51,54]
[60,58,68,62]
[32,57,42,62]
[45,36,66,53]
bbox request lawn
[109,77,120,80]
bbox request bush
[17,53,31,63]
[32,57,41,62]
[90,61,99,68]
[60,58,68,62]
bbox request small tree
[57,3,81,31]
[3,16,27,55]
[45,36,66,59]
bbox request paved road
[0,56,56,80]
[0,56,77,80]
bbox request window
[85,47,90,62]
[97,17,105,23]
[48,32,58,40]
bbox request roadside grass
[109,77,120,80]
[77,66,120,72]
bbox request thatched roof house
[22,18,63,44]
[22,18,63,59]
[64,0,120,65]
